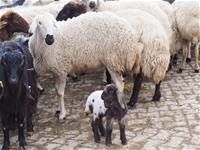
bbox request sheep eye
[39,21,42,25]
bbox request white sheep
[172,0,200,73]
[0,0,14,5]
[85,84,128,146]
[28,11,144,121]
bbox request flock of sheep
[0,0,199,149]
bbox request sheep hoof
[38,88,45,94]
[72,76,80,82]
[177,68,182,73]
[152,94,161,101]
[106,143,112,147]
[122,141,127,145]
[58,117,66,123]
[194,69,199,73]
[54,111,60,117]
[186,58,191,63]
[27,131,33,136]
[95,139,101,143]
[127,101,136,109]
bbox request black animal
[101,84,128,147]
[56,1,87,21]
[0,37,38,150]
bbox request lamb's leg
[194,42,199,73]
[27,110,34,136]
[2,116,10,150]
[118,118,127,145]
[105,117,114,147]
[54,76,67,122]
[127,73,143,109]
[91,118,101,143]
[17,113,27,149]
[99,115,105,136]
[152,81,162,101]
[177,40,190,73]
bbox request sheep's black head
[56,2,87,21]
[1,50,25,91]
[101,84,126,110]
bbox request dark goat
[0,37,38,149]
[0,10,29,42]
[56,1,87,21]
[101,84,128,147]
[0,0,25,9]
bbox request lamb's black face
[2,51,25,89]
[45,34,54,45]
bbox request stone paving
[0,51,199,150]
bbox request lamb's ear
[0,56,6,99]
[53,19,62,36]
[0,20,7,29]
[22,56,34,100]
[116,89,125,109]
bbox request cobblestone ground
[0,51,199,150]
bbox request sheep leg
[27,110,34,136]
[16,113,27,149]
[107,69,124,93]
[194,42,199,73]
[152,81,162,101]
[127,73,143,109]
[99,115,105,136]
[2,116,10,150]
[118,118,127,145]
[177,40,190,73]
[91,118,101,143]
[103,69,112,85]
[186,42,192,62]
[36,79,45,94]
[105,117,114,147]
[54,76,67,122]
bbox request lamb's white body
[116,9,170,84]
[29,12,143,121]
[85,90,107,121]
[173,0,200,72]
[0,0,13,6]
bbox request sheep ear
[22,56,34,100]
[116,89,125,109]
[0,58,6,99]
[29,17,38,36]
[53,19,62,36]
[0,20,7,29]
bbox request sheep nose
[89,1,96,9]
[45,34,54,45]
[85,112,89,116]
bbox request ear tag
[0,81,3,88]
[28,86,31,92]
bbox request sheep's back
[36,12,142,76]
[173,1,200,43]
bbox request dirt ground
[0,51,199,150]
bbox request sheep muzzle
[89,1,96,9]
[45,34,54,45]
